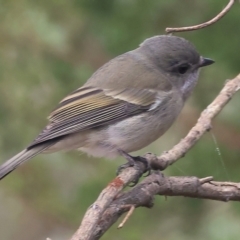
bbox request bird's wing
[29,86,171,147]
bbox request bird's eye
[177,64,190,74]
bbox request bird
[0,35,214,180]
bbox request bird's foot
[116,150,151,186]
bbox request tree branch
[69,73,240,240]
[92,173,240,239]
[65,1,240,239]
[165,0,236,33]
[69,162,147,240]
[147,73,240,170]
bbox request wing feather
[29,87,166,147]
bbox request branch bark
[69,162,146,240]
[92,173,240,239]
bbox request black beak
[199,57,215,68]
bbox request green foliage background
[0,0,239,239]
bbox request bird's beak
[199,57,215,68]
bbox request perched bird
[0,35,214,180]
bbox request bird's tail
[0,144,51,180]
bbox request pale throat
[181,71,200,101]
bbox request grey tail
[0,144,51,180]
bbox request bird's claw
[132,156,151,175]
[116,153,151,187]
[116,162,134,176]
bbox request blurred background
[0,0,239,239]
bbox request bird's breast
[105,94,184,154]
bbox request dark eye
[177,64,190,74]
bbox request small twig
[200,176,214,184]
[118,205,135,229]
[166,0,236,33]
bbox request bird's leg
[116,149,151,186]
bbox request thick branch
[92,173,240,239]
[166,0,236,33]
[69,162,146,240]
